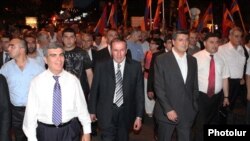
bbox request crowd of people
[0,23,250,141]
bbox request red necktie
[207,55,215,97]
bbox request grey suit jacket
[154,51,199,124]
[88,58,144,128]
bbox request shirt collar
[113,58,126,69]
[172,48,187,60]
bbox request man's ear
[44,57,48,64]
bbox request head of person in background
[111,38,127,64]
[62,28,77,51]
[76,32,83,48]
[43,42,65,75]
[149,38,164,53]
[82,33,94,51]
[140,31,149,43]
[164,34,173,52]
[0,34,11,53]
[150,29,161,39]
[229,26,243,48]
[189,30,199,47]
[37,30,51,49]
[106,29,118,45]
[24,33,37,57]
[172,30,189,56]
[93,33,102,49]
[203,32,220,55]
[128,29,142,43]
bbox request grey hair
[43,42,64,57]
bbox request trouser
[192,91,222,141]
[11,105,27,141]
[228,78,241,111]
[37,118,81,141]
[101,105,129,141]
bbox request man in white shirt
[217,27,245,112]
[23,42,91,141]
[192,33,230,141]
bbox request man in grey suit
[154,30,199,141]
[88,38,144,141]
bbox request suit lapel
[107,60,116,95]
[122,59,130,99]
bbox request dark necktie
[207,55,215,97]
[114,64,123,107]
[4,53,9,63]
[52,76,62,126]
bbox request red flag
[108,4,117,29]
[222,5,235,37]
[122,0,128,27]
[230,0,240,14]
[197,3,213,32]
[153,0,163,28]
[177,0,189,29]
[143,0,152,30]
[94,5,108,35]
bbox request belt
[38,118,76,128]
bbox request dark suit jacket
[0,74,11,141]
[0,52,3,68]
[154,51,199,124]
[88,58,144,129]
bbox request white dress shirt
[193,50,230,94]
[23,69,91,141]
[172,48,188,83]
[217,42,245,79]
[87,49,93,61]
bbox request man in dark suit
[82,33,98,70]
[154,30,199,141]
[0,35,11,68]
[0,74,11,141]
[89,38,144,141]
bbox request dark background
[0,0,249,31]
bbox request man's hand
[81,134,90,141]
[90,114,97,122]
[133,118,142,131]
[166,110,178,122]
[223,98,230,107]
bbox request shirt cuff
[83,123,91,134]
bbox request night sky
[0,0,249,30]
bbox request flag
[108,3,117,29]
[230,0,240,14]
[142,0,152,30]
[197,3,213,32]
[177,0,190,30]
[122,0,128,27]
[222,5,235,37]
[153,0,163,28]
[94,5,108,35]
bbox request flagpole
[238,12,246,34]
[162,0,165,30]
[150,1,152,30]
